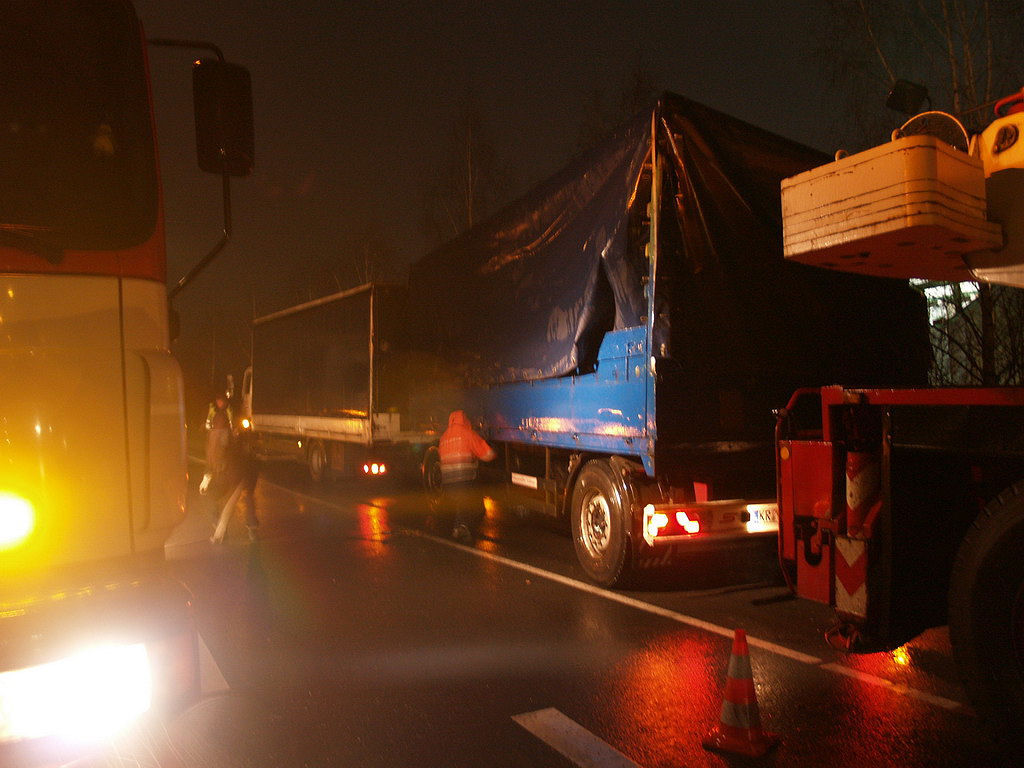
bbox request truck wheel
[422,446,443,500]
[949,480,1024,752]
[571,460,630,587]
[308,440,329,483]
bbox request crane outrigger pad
[782,135,1002,282]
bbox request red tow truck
[777,88,1024,749]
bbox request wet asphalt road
[145,459,1006,768]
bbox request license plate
[746,503,779,531]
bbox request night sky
[132,1,857,413]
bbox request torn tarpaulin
[407,93,930,393]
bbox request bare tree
[346,223,399,287]
[259,224,400,313]
[422,96,512,246]
[927,283,1024,385]
[824,0,1024,385]
[576,62,661,151]
[824,0,1023,139]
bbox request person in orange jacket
[438,409,496,543]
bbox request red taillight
[646,512,669,539]
[676,511,700,534]
[643,504,702,545]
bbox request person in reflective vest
[204,393,233,477]
[438,410,495,542]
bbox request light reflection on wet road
[150,462,1006,767]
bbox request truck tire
[308,440,329,483]
[571,460,630,587]
[948,480,1024,752]
[422,446,443,501]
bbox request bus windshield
[0,0,158,257]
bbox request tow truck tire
[571,459,631,587]
[308,439,329,483]
[949,480,1024,751]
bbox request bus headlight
[0,643,152,744]
[0,492,34,550]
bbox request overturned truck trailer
[408,93,930,586]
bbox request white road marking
[513,708,640,768]
[412,529,823,665]
[261,479,966,713]
[820,663,962,710]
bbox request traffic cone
[702,629,780,758]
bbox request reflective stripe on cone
[703,628,780,758]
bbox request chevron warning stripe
[834,536,867,618]
[845,450,880,538]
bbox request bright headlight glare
[0,491,34,550]
[0,643,152,744]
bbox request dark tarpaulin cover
[408,93,929,388]
[407,110,652,383]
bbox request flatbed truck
[242,282,436,481]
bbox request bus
[0,0,252,761]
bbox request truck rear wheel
[422,446,443,506]
[949,480,1024,752]
[571,460,630,587]
[308,440,329,483]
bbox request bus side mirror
[192,60,254,176]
